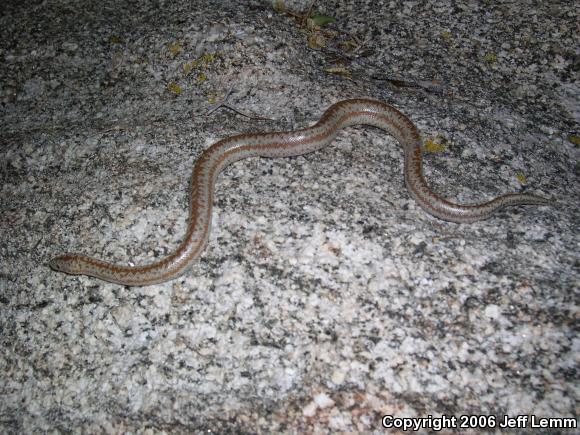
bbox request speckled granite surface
[0,0,578,433]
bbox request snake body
[50,99,550,286]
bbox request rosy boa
[50,99,550,285]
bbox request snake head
[49,254,83,275]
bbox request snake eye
[49,256,66,272]
[49,257,62,271]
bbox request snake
[49,99,550,286]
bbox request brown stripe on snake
[50,99,551,286]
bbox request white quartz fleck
[314,392,335,409]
